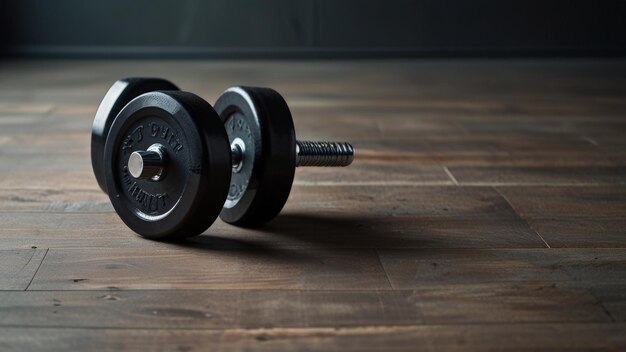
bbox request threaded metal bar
[295,141,354,167]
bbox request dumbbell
[91,78,355,240]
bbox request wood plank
[27,247,391,290]
[0,168,97,190]
[0,285,610,329]
[359,134,609,166]
[498,186,626,247]
[498,186,626,217]
[0,132,89,156]
[0,189,110,212]
[393,152,617,167]
[449,166,626,185]
[0,249,47,290]
[0,185,530,217]
[0,103,55,114]
[0,186,544,249]
[0,213,543,250]
[295,162,451,185]
[378,248,626,289]
[0,324,624,351]
[348,140,615,168]
[0,227,159,250]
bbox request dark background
[1,0,626,58]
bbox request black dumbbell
[92,78,355,240]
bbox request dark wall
[3,0,626,58]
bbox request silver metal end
[295,141,354,167]
[230,138,245,173]
[128,144,165,181]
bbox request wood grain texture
[0,286,609,329]
[27,248,391,290]
[0,324,625,352]
[449,166,626,185]
[0,59,625,350]
[378,248,626,289]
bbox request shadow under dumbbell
[164,212,432,257]
[168,232,319,263]
[255,213,434,249]
[174,235,274,251]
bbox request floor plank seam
[374,249,395,289]
[443,166,459,185]
[493,186,551,248]
[598,302,617,323]
[581,135,599,146]
[587,289,618,323]
[24,248,48,291]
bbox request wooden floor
[0,59,625,351]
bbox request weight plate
[103,91,231,239]
[214,86,296,226]
[92,78,179,193]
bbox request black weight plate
[103,91,231,240]
[92,78,179,193]
[214,86,296,226]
